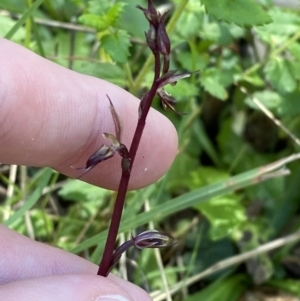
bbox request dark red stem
[98,52,161,276]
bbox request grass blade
[72,153,300,255]
[3,168,53,226]
[5,0,45,40]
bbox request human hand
[0,38,178,300]
[0,225,151,301]
[0,38,177,190]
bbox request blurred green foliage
[1,0,300,300]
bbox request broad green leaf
[78,14,109,31]
[164,80,199,101]
[185,274,249,301]
[202,23,231,44]
[86,0,112,14]
[201,68,234,100]
[58,179,109,204]
[289,43,300,61]
[255,8,300,45]
[75,62,126,86]
[101,29,131,64]
[120,0,147,38]
[264,58,297,94]
[245,90,282,111]
[196,195,247,240]
[277,88,300,117]
[201,77,227,100]
[189,167,246,240]
[201,22,245,46]
[291,62,300,81]
[190,167,230,188]
[201,0,272,27]
[80,2,126,31]
[106,3,126,27]
[177,52,209,71]
[175,2,203,38]
[166,153,199,193]
[242,74,265,87]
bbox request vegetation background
[1,0,300,300]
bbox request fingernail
[95,295,130,301]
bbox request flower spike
[72,95,129,178]
[105,230,175,276]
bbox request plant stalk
[97,52,161,276]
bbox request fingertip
[108,274,152,301]
[0,39,178,190]
[0,274,152,301]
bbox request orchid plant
[77,0,192,277]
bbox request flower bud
[157,13,170,55]
[137,0,160,26]
[133,230,174,249]
[145,24,158,53]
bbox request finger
[0,226,150,301]
[0,39,178,190]
[0,274,152,301]
[0,225,97,284]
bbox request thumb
[0,38,178,190]
[0,274,152,301]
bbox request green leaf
[255,8,300,45]
[277,88,300,117]
[242,73,265,87]
[106,3,126,27]
[177,51,209,71]
[201,68,233,100]
[4,0,45,39]
[288,43,300,62]
[78,14,109,31]
[175,3,203,38]
[201,23,244,45]
[189,167,230,189]
[71,154,300,256]
[58,179,109,204]
[245,90,282,111]
[166,152,199,193]
[75,62,126,86]
[196,195,247,240]
[86,0,112,14]
[202,77,227,99]
[0,15,25,42]
[185,274,249,301]
[80,2,126,31]
[164,80,199,101]
[264,58,297,94]
[101,29,131,64]
[201,0,272,27]
[188,167,246,240]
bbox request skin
[0,38,178,300]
